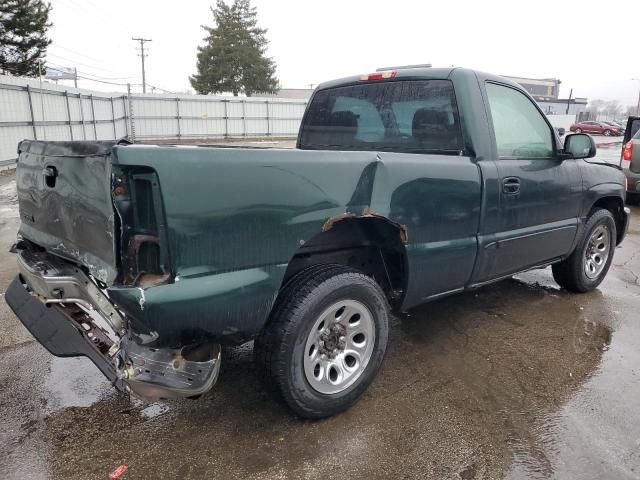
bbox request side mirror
[563,133,596,159]
[556,127,565,137]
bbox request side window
[486,83,554,158]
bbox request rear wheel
[254,264,389,418]
[552,209,616,292]
[575,128,582,133]
[604,129,612,136]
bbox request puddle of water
[42,356,113,412]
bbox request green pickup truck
[6,67,630,418]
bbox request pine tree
[190,0,278,96]
[0,0,52,77]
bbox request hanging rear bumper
[5,276,126,390]
[6,247,222,401]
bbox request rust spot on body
[322,208,408,243]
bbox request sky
[44,0,640,107]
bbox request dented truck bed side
[107,145,481,345]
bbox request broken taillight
[359,71,396,81]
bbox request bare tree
[586,99,605,114]
[602,100,621,119]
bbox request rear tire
[575,128,582,133]
[254,264,389,419]
[604,129,612,136]
[552,209,616,292]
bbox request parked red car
[569,121,623,136]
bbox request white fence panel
[0,88,30,122]
[136,118,179,138]
[0,75,307,165]
[0,125,32,164]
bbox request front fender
[581,182,625,218]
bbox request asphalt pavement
[0,139,639,480]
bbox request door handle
[502,177,520,194]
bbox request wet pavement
[0,143,639,479]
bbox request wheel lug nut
[320,353,327,360]
[339,336,345,341]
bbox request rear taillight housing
[622,141,633,163]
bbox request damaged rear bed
[6,138,414,403]
[8,140,222,400]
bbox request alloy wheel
[303,300,375,395]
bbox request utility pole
[132,37,152,93]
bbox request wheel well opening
[282,217,408,309]
[591,196,625,244]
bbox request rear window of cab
[298,79,463,155]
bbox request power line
[146,83,175,94]
[49,44,130,71]
[132,37,152,93]
[75,75,136,87]
[46,61,135,81]
[47,52,132,76]
[2,63,169,93]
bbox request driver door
[475,81,583,281]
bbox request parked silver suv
[622,117,640,204]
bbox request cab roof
[315,67,523,92]
[316,67,456,90]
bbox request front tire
[575,128,582,133]
[604,129,612,136]
[255,265,389,418]
[552,208,616,292]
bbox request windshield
[298,80,462,154]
